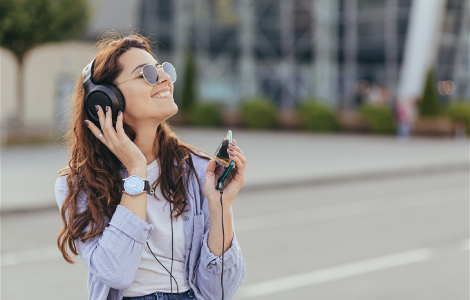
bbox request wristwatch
[122,175,154,197]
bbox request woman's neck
[134,124,159,166]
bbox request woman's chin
[165,104,178,119]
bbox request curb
[1,162,468,216]
[239,162,468,193]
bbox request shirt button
[184,216,189,221]
[211,261,216,265]
[189,245,192,250]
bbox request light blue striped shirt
[55,152,245,300]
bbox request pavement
[1,127,468,213]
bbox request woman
[55,32,246,300]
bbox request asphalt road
[1,169,468,300]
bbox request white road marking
[1,246,61,266]
[237,248,434,298]
[235,185,467,233]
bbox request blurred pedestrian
[396,100,417,142]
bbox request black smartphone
[213,130,235,190]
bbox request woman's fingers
[96,105,121,148]
[88,105,118,146]
[228,151,245,184]
[104,105,113,132]
[229,139,246,158]
[228,144,246,168]
[84,119,108,145]
[103,106,118,146]
[227,140,246,183]
[229,149,246,170]
[116,110,125,137]
[96,105,106,130]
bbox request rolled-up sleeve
[194,210,246,299]
[200,222,243,274]
[55,175,154,290]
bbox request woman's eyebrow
[129,63,146,76]
[129,62,159,76]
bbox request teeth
[152,91,171,98]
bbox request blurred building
[129,0,468,110]
[1,0,468,141]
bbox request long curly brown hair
[57,31,211,264]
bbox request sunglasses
[116,62,177,86]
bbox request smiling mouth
[152,91,172,98]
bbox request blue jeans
[122,288,197,300]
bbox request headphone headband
[82,57,95,85]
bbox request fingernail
[228,148,233,151]
[230,153,234,156]
[84,120,89,126]
[106,106,109,112]
[230,142,235,146]
[118,111,122,116]
[95,105,99,112]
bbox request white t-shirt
[123,159,191,296]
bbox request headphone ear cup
[107,85,126,116]
[102,84,126,125]
[85,93,102,128]
[85,85,125,129]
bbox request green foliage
[240,97,278,129]
[358,103,396,134]
[189,102,223,127]
[180,50,197,112]
[0,0,89,60]
[445,100,470,135]
[419,69,440,116]
[296,99,339,132]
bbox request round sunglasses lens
[142,65,158,85]
[162,63,177,83]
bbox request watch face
[124,176,144,196]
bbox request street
[1,168,468,299]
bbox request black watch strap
[143,180,150,194]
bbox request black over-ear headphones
[82,57,126,129]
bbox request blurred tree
[445,100,470,136]
[240,97,278,129]
[0,0,90,129]
[358,103,396,134]
[297,99,340,132]
[180,49,197,113]
[189,102,223,127]
[418,68,440,117]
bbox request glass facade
[137,0,469,110]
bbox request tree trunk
[15,58,25,139]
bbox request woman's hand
[204,139,246,208]
[84,105,147,171]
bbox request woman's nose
[157,69,171,84]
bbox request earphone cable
[170,201,177,300]
[145,196,179,300]
[219,182,225,300]
[145,242,180,298]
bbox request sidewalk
[1,127,468,213]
